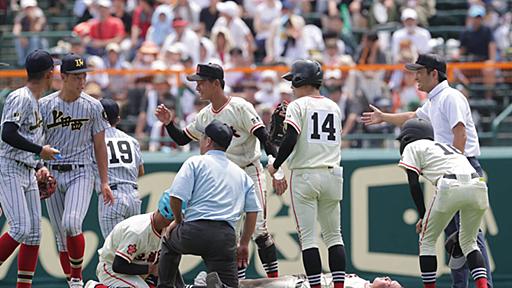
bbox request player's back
[105,127,142,185]
[99,213,160,264]
[399,139,477,186]
[284,96,342,169]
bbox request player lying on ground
[85,191,176,288]
[396,119,489,288]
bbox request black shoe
[206,272,223,288]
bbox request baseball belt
[443,173,479,180]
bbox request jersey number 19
[107,139,135,168]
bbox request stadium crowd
[6,0,512,151]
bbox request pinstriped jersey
[0,87,44,167]
[398,139,476,186]
[39,91,110,165]
[184,97,264,167]
[284,95,342,169]
[98,213,161,265]
[105,127,143,186]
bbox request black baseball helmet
[396,118,434,154]
[282,59,323,88]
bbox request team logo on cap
[75,58,84,67]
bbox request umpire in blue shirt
[157,119,261,288]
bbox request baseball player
[98,98,144,238]
[0,50,60,288]
[39,53,114,288]
[268,60,346,288]
[155,63,284,278]
[397,118,489,288]
[84,191,176,288]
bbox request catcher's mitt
[269,101,288,146]
[38,176,57,200]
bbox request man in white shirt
[391,9,431,63]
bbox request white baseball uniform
[398,139,489,257]
[0,87,43,246]
[283,95,344,251]
[96,213,161,288]
[39,91,110,251]
[184,97,269,238]
[98,127,144,238]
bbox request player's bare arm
[93,130,114,205]
[238,211,258,268]
[138,164,145,177]
[170,196,183,223]
[361,104,416,127]
[452,122,467,154]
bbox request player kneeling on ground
[397,119,489,288]
[85,191,176,288]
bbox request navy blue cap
[25,50,60,74]
[405,53,447,75]
[205,119,233,149]
[61,53,91,74]
[187,63,224,81]
[100,98,119,124]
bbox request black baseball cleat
[206,272,223,288]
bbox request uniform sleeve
[91,101,110,135]
[445,93,469,129]
[169,159,196,203]
[415,101,430,121]
[242,174,261,213]
[283,101,302,134]
[398,144,422,175]
[240,101,265,134]
[115,231,141,263]
[184,113,202,141]
[1,94,29,126]
[133,139,143,166]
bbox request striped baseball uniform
[0,87,43,245]
[398,140,489,257]
[98,127,143,238]
[39,91,109,252]
[96,213,161,288]
[184,97,269,238]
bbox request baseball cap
[25,49,60,74]
[172,18,188,28]
[405,54,447,75]
[100,98,119,124]
[468,5,485,18]
[401,8,418,21]
[216,1,239,18]
[204,119,233,149]
[106,42,120,53]
[21,0,37,9]
[60,53,91,74]
[97,0,112,8]
[186,63,224,81]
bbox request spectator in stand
[132,41,159,79]
[367,0,399,29]
[459,5,497,99]
[13,0,47,66]
[265,1,306,64]
[84,0,125,56]
[112,0,132,35]
[103,42,131,93]
[198,0,219,36]
[494,12,511,60]
[162,18,200,65]
[399,0,436,28]
[391,8,431,62]
[322,16,358,58]
[131,0,155,58]
[146,4,174,47]
[210,26,233,64]
[172,0,200,30]
[277,81,294,104]
[323,38,354,67]
[255,70,280,107]
[213,1,255,61]
[224,47,247,92]
[355,31,386,65]
[199,37,221,64]
[253,0,282,63]
[86,55,110,89]
[160,43,185,70]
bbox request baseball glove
[269,101,288,146]
[38,176,57,200]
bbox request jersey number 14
[307,111,340,144]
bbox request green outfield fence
[0,148,511,287]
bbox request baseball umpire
[268,60,346,288]
[155,63,283,278]
[39,53,114,288]
[98,98,144,238]
[397,118,489,288]
[0,50,60,288]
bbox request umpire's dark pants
[444,157,493,288]
[157,220,238,288]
